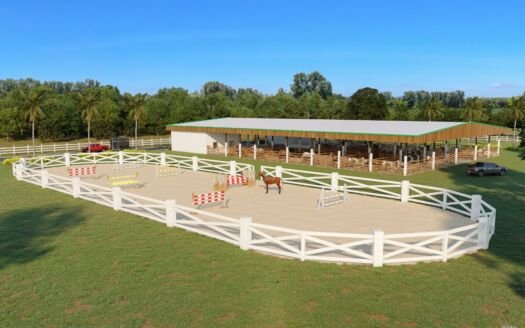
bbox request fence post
[497,139,501,156]
[477,216,490,249]
[400,180,410,203]
[72,177,80,198]
[470,195,482,220]
[15,164,22,180]
[431,151,436,170]
[337,150,341,169]
[423,146,427,160]
[474,145,478,160]
[330,172,339,192]
[286,146,289,163]
[372,230,384,267]
[238,143,242,158]
[454,148,458,165]
[229,161,237,175]
[310,148,314,166]
[118,151,124,165]
[442,190,448,210]
[276,166,283,179]
[487,143,491,158]
[403,156,408,176]
[165,199,176,227]
[253,144,257,160]
[239,217,252,250]
[64,153,71,167]
[441,231,449,262]
[192,156,198,171]
[368,153,373,172]
[40,157,44,169]
[41,169,49,189]
[300,233,306,261]
[112,187,122,210]
[160,152,166,166]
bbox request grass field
[0,150,524,327]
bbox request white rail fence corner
[12,153,496,267]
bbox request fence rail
[12,153,496,266]
[0,137,171,156]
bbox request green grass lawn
[0,150,524,327]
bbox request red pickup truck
[81,143,110,153]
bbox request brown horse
[258,171,282,194]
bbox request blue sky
[1,1,524,97]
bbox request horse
[258,171,282,194]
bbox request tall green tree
[77,89,101,150]
[463,97,485,122]
[124,93,147,148]
[347,87,388,120]
[421,97,444,122]
[508,96,525,147]
[291,71,332,99]
[15,86,50,155]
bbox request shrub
[2,157,20,166]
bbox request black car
[466,162,507,176]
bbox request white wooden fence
[0,137,170,156]
[12,153,496,266]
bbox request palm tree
[463,97,484,122]
[421,97,444,122]
[16,86,49,156]
[508,96,525,147]
[77,89,101,152]
[124,93,147,149]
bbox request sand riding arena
[12,151,496,267]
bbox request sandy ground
[48,164,472,234]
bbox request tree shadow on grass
[440,152,525,298]
[0,207,85,270]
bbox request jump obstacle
[192,191,226,208]
[68,166,96,177]
[108,173,140,188]
[113,160,145,171]
[156,163,180,177]
[317,185,348,208]
[226,174,249,186]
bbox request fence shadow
[0,207,85,270]
[441,155,525,298]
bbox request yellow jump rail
[107,173,140,187]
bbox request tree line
[0,73,524,145]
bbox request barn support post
[310,148,314,166]
[165,199,177,227]
[337,150,341,169]
[317,142,321,155]
[399,149,403,163]
[400,180,410,203]
[487,143,491,158]
[403,156,408,176]
[423,145,427,160]
[372,230,384,267]
[238,143,242,158]
[497,139,501,156]
[253,144,257,160]
[444,141,448,158]
[368,152,373,172]
[286,146,289,163]
[239,217,252,251]
[454,148,458,165]
[393,143,397,156]
[474,145,478,160]
[431,151,436,170]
